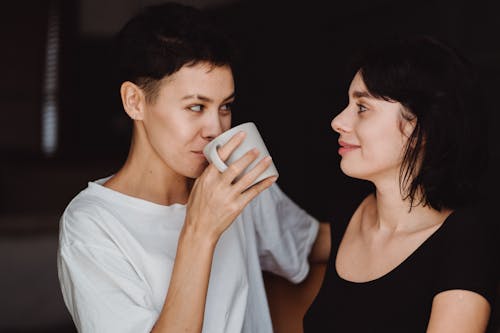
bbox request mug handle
[208,144,229,172]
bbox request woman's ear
[120,81,145,120]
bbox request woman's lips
[192,151,206,159]
[338,140,360,156]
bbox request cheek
[222,116,232,132]
[145,110,175,141]
[361,124,406,162]
[142,108,190,158]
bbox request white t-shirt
[57,178,319,333]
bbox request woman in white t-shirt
[57,2,325,333]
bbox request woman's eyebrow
[181,92,235,103]
[222,92,235,102]
[181,94,212,102]
[352,90,372,99]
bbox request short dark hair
[351,35,487,210]
[114,2,235,102]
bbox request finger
[234,155,273,191]
[217,131,246,161]
[202,132,245,178]
[221,148,260,183]
[240,176,277,203]
[199,158,221,179]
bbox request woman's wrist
[179,220,219,251]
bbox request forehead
[348,71,411,118]
[159,63,234,97]
[348,71,370,97]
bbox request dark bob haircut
[351,35,487,210]
[113,2,235,102]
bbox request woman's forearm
[152,225,218,333]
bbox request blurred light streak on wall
[41,0,60,157]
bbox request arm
[265,222,330,333]
[426,290,491,333]
[308,222,331,264]
[264,263,327,333]
[152,133,276,333]
[426,203,499,333]
[151,229,216,333]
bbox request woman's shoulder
[326,192,375,245]
[446,199,498,240]
[59,182,125,246]
[432,199,499,304]
[430,198,499,263]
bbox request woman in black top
[303,35,499,332]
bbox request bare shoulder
[427,289,491,333]
[344,192,376,233]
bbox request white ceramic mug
[203,122,279,188]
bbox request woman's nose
[331,108,351,134]
[201,115,225,141]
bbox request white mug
[203,122,279,188]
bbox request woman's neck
[370,180,452,234]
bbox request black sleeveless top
[303,195,499,332]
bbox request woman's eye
[188,104,203,112]
[357,104,368,113]
[220,103,232,114]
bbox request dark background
[1,0,498,331]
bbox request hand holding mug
[203,122,279,190]
[185,128,277,240]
